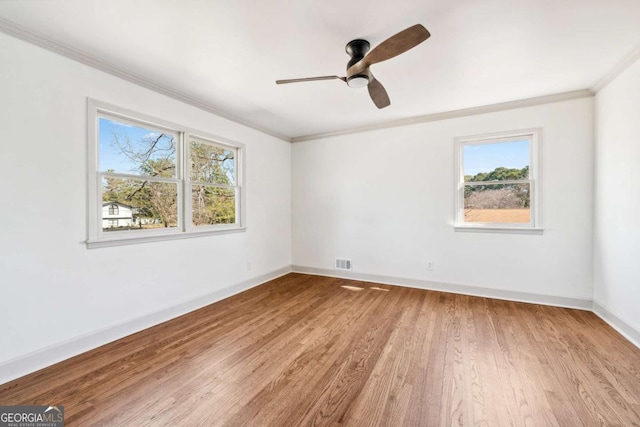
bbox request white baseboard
[292,267,640,351]
[592,300,640,349]
[292,265,593,310]
[4,266,638,386]
[0,266,292,386]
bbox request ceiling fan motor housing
[346,39,370,88]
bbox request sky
[99,118,175,174]
[99,117,235,183]
[463,139,529,176]
[100,116,526,179]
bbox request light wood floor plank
[1,273,640,426]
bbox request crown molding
[291,89,593,142]
[0,17,292,143]
[5,14,628,144]
[591,43,640,93]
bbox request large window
[455,129,541,231]
[87,99,245,248]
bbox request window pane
[99,117,176,177]
[102,177,178,231]
[192,185,236,226]
[463,139,529,180]
[190,140,236,185]
[464,183,530,223]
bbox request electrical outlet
[427,261,434,271]
[247,261,252,271]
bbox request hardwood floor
[1,273,640,426]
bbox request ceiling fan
[276,24,430,109]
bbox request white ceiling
[1,0,640,140]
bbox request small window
[455,129,540,231]
[87,99,245,247]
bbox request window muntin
[456,130,539,230]
[88,100,244,246]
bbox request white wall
[292,98,594,300]
[0,33,291,367]
[593,59,640,334]
[5,26,632,382]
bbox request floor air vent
[335,258,352,271]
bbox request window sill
[454,226,543,235]
[87,226,247,249]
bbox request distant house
[102,202,159,229]
[102,202,134,228]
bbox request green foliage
[464,165,528,183]
[464,165,530,208]
[103,133,237,227]
[192,186,236,226]
[190,142,236,226]
[103,133,178,227]
[190,142,235,185]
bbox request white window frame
[454,128,542,234]
[185,135,241,233]
[87,99,246,248]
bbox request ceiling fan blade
[348,24,430,75]
[276,76,346,84]
[368,75,390,109]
